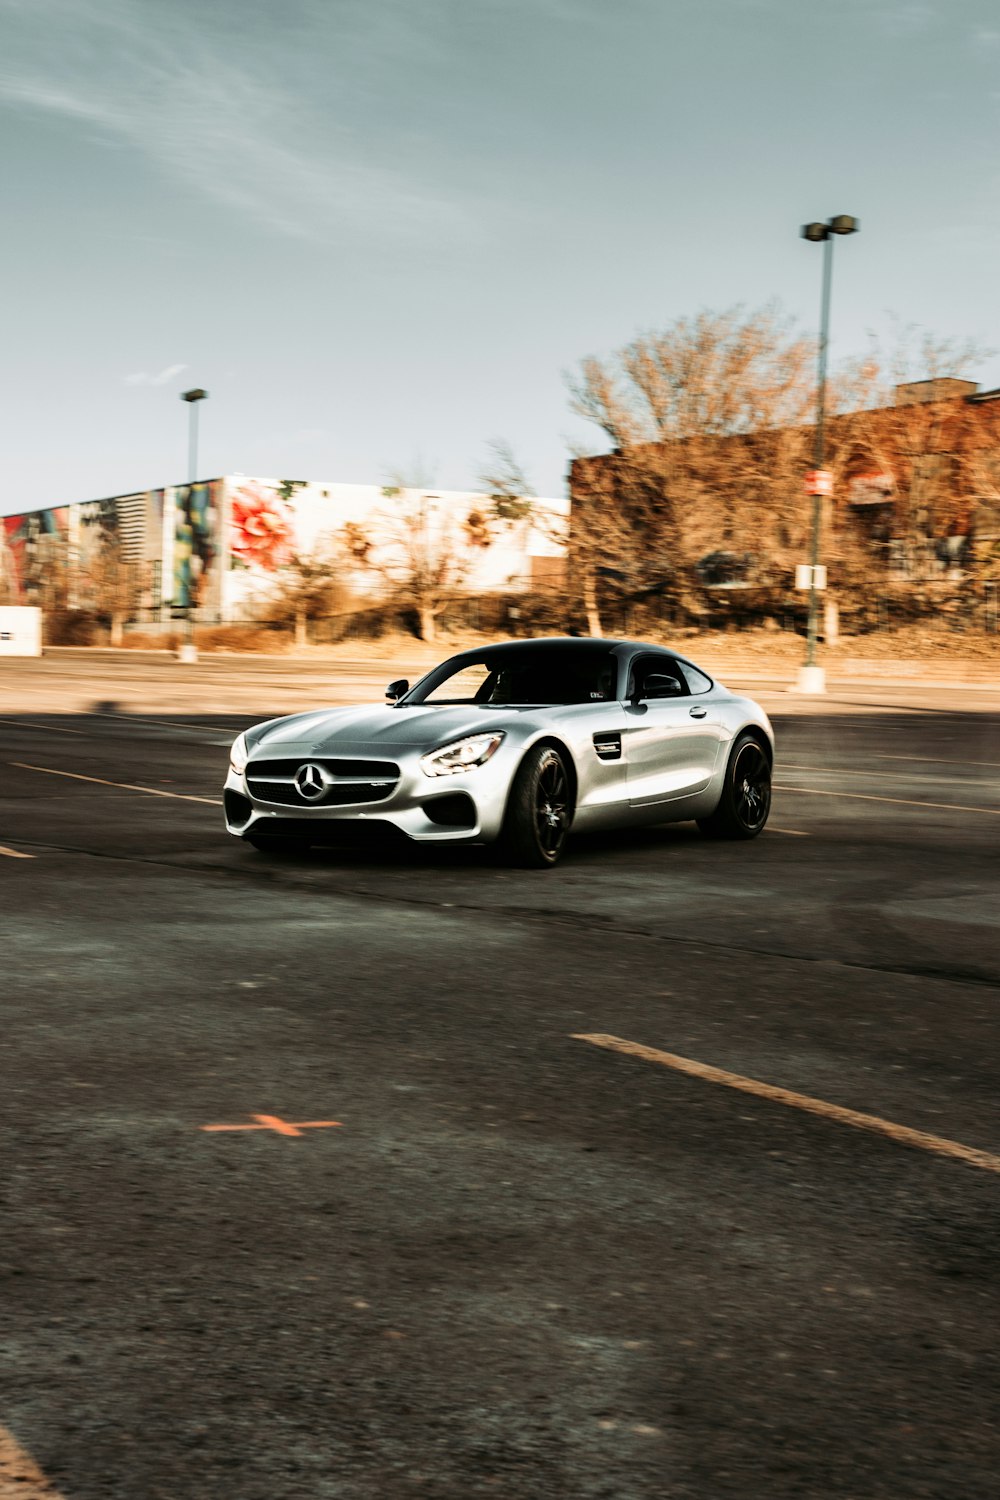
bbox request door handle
[689,706,707,719]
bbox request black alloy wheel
[698,733,772,840]
[501,745,572,867]
[534,754,570,859]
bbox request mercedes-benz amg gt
[224,637,774,867]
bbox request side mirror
[639,673,684,700]
[386,678,409,703]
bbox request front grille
[247,781,389,807]
[249,758,399,779]
[246,756,400,808]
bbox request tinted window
[627,655,688,700]
[411,647,618,706]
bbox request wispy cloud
[0,0,476,243]
[124,363,187,388]
[875,2,938,38]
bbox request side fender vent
[593,732,622,761]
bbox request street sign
[804,469,833,497]
[795,565,827,590]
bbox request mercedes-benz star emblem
[294,763,327,802]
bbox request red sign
[848,472,894,505]
[804,470,833,497]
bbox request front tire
[500,745,572,867]
[698,733,771,840]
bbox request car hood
[247,703,533,758]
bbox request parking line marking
[781,761,998,778]
[0,1423,68,1497]
[7,716,237,737]
[774,784,1000,816]
[0,845,34,859]
[875,753,1000,770]
[10,763,223,806]
[768,827,810,836]
[4,720,88,735]
[90,711,241,732]
[573,1034,1000,1176]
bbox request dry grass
[680,621,1000,664]
[73,618,1000,666]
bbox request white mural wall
[220,477,568,619]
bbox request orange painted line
[0,1423,67,1497]
[0,844,34,859]
[201,1114,342,1136]
[574,1033,1000,1176]
[10,762,223,806]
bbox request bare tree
[479,439,535,524]
[568,305,816,632]
[370,478,471,641]
[569,308,1000,632]
[261,543,347,647]
[84,529,140,645]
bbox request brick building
[567,380,1000,621]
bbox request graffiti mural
[229,481,295,572]
[172,481,222,611]
[0,508,70,604]
[1,476,568,624]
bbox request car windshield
[411,647,618,707]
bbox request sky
[1,0,998,514]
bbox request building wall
[1,507,71,605]
[0,477,567,621]
[567,391,1000,589]
[220,477,568,620]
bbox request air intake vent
[593,732,621,761]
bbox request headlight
[229,732,249,775]
[420,732,504,777]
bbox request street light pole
[798,215,858,694]
[179,387,208,663]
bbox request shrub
[44,610,103,645]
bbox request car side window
[627,655,689,700]
[680,663,713,694]
[423,663,492,703]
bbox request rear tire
[697,733,771,840]
[499,745,572,868]
[244,834,311,856]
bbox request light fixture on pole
[797,215,858,694]
[178,387,209,664]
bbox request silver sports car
[224,637,774,867]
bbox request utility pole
[797,216,859,693]
[178,388,208,664]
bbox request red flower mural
[230,483,294,571]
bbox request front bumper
[224,746,517,845]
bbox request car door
[623,654,724,808]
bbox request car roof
[444,636,679,661]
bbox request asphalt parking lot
[1,666,999,1499]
